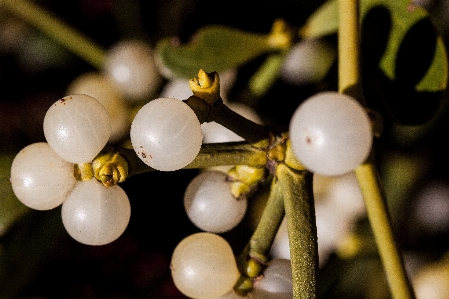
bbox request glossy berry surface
[43,94,111,164]
[10,142,76,210]
[289,91,372,176]
[130,97,202,171]
[170,232,239,299]
[184,170,247,233]
[61,179,131,246]
[103,39,162,101]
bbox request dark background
[1,0,449,298]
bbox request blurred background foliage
[0,0,449,298]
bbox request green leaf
[415,36,448,91]
[0,154,30,238]
[300,0,448,93]
[299,0,339,38]
[155,25,275,79]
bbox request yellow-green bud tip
[189,69,221,105]
[267,18,293,50]
[92,151,128,187]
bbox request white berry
[130,97,202,171]
[10,142,76,210]
[280,38,336,85]
[289,91,372,176]
[43,94,111,164]
[103,39,162,102]
[66,72,131,143]
[171,232,239,299]
[61,179,131,246]
[252,259,293,299]
[184,170,247,233]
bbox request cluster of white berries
[10,95,131,246]
[9,37,376,299]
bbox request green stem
[338,0,360,96]
[186,142,267,169]
[234,174,285,295]
[2,0,106,68]
[337,0,415,297]
[247,176,285,261]
[249,52,287,98]
[185,95,269,146]
[278,163,318,299]
[208,100,269,145]
[355,159,416,299]
[116,142,268,177]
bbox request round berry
[130,97,202,171]
[171,232,239,299]
[67,72,131,143]
[289,91,372,176]
[184,170,247,233]
[61,178,131,246]
[103,39,162,101]
[43,94,111,164]
[280,38,336,85]
[252,259,293,299]
[10,142,76,210]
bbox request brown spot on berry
[407,3,417,12]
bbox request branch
[2,0,106,68]
[355,159,416,299]
[278,164,318,299]
[338,0,415,298]
[86,142,267,187]
[233,175,285,295]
